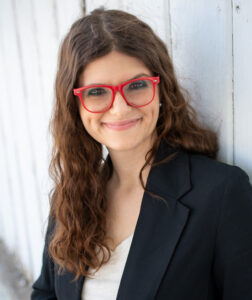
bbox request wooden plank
[55,0,83,39]
[0,86,17,249]
[170,0,233,163]
[0,7,33,276]
[31,0,61,233]
[0,0,84,279]
[10,0,53,278]
[233,0,252,179]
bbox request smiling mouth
[103,118,141,126]
[102,118,141,130]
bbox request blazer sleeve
[31,217,57,300]
[213,166,252,299]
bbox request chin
[106,140,140,152]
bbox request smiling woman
[31,7,252,300]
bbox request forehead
[78,51,152,86]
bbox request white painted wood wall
[0,0,251,281]
[0,0,84,281]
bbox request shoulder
[179,151,252,219]
[187,151,250,187]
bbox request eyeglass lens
[81,79,154,112]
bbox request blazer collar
[57,140,192,300]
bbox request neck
[106,132,157,192]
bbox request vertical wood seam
[231,0,235,165]
[167,0,173,60]
[82,0,86,15]
[53,0,60,41]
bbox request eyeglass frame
[73,75,160,113]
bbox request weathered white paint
[170,1,234,164]
[0,0,83,280]
[0,0,251,283]
[0,0,41,280]
[233,1,252,173]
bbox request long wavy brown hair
[47,7,219,281]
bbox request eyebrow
[85,72,152,86]
[128,72,153,81]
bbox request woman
[31,7,252,300]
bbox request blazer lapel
[57,140,192,300]
[116,140,192,299]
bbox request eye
[87,87,107,96]
[128,80,148,90]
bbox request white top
[81,233,134,300]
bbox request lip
[102,118,141,131]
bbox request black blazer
[31,140,252,299]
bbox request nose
[110,90,131,112]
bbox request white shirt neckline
[110,232,134,252]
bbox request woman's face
[77,50,160,152]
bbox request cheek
[79,109,101,135]
[79,109,91,132]
[79,109,86,125]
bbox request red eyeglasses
[73,76,160,113]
